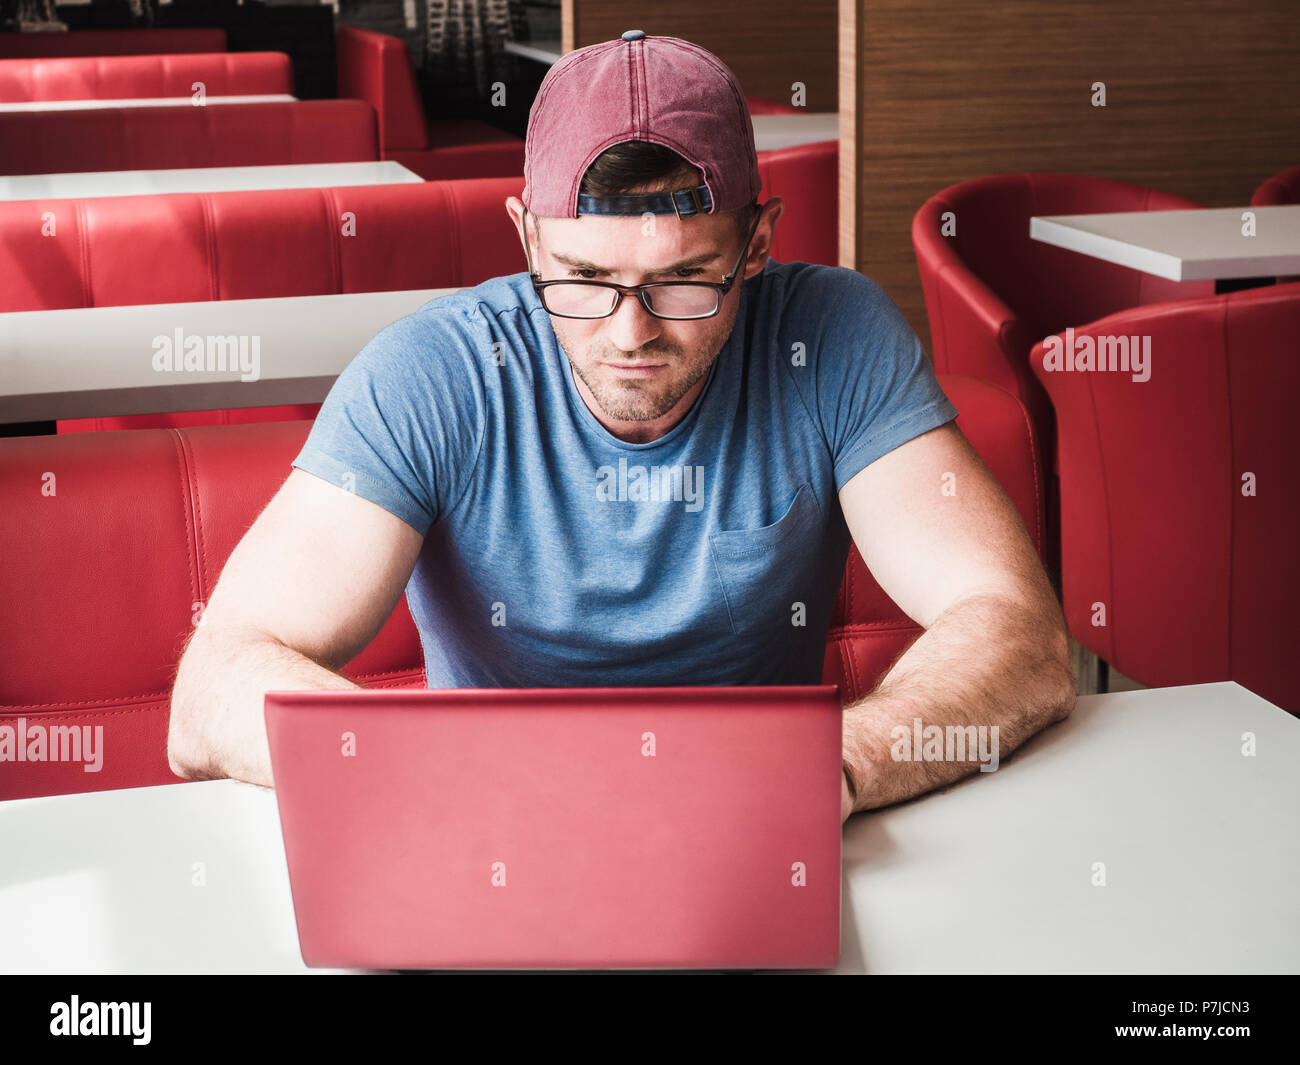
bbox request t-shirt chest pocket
[706,482,824,637]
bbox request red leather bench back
[336,24,427,152]
[0,177,526,313]
[0,99,377,176]
[0,52,292,103]
[0,28,227,60]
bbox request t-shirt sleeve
[813,269,959,490]
[290,308,486,538]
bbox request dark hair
[542,140,758,240]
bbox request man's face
[509,198,771,442]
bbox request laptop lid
[265,685,842,971]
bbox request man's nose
[604,291,663,353]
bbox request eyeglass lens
[542,283,720,319]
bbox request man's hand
[841,763,855,824]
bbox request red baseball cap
[522,29,761,220]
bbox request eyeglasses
[522,202,765,320]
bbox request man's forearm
[842,591,1076,814]
[168,627,360,788]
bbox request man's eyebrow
[547,249,723,275]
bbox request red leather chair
[912,173,1213,479]
[1251,165,1300,283]
[336,26,524,181]
[0,52,292,103]
[0,372,1042,799]
[0,28,226,60]
[1251,165,1300,207]
[0,99,377,176]
[1030,282,1300,713]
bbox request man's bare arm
[838,422,1076,815]
[168,468,425,787]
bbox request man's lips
[600,361,667,377]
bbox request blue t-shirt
[291,260,958,687]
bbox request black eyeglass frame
[522,201,766,321]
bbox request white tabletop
[751,112,838,152]
[0,160,423,203]
[1,681,1295,974]
[0,288,457,422]
[1030,204,1300,281]
[0,94,296,113]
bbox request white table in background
[1030,204,1300,281]
[0,160,423,203]
[503,39,562,66]
[751,112,838,152]
[1,682,1295,974]
[0,287,457,423]
[0,94,297,113]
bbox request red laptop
[264,685,843,971]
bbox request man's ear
[505,196,532,264]
[746,198,784,278]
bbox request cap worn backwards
[522,31,761,220]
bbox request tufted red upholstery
[0,153,836,432]
[336,26,524,181]
[0,52,292,103]
[1030,283,1300,713]
[0,29,227,60]
[0,99,377,176]
[912,173,1214,477]
[0,372,1042,799]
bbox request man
[168,31,1075,821]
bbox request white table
[1,682,1295,974]
[751,112,838,152]
[503,39,562,66]
[0,160,423,203]
[0,288,457,423]
[1030,204,1300,281]
[0,94,296,112]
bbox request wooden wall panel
[562,1,838,112]
[847,0,1300,350]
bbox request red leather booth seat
[1030,283,1300,713]
[336,25,524,181]
[0,99,377,176]
[0,51,292,103]
[0,28,227,60]
[745,97,805,115]
[0,373,1042,799]
[0,147,836,432]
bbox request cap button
[621,29,646,41]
